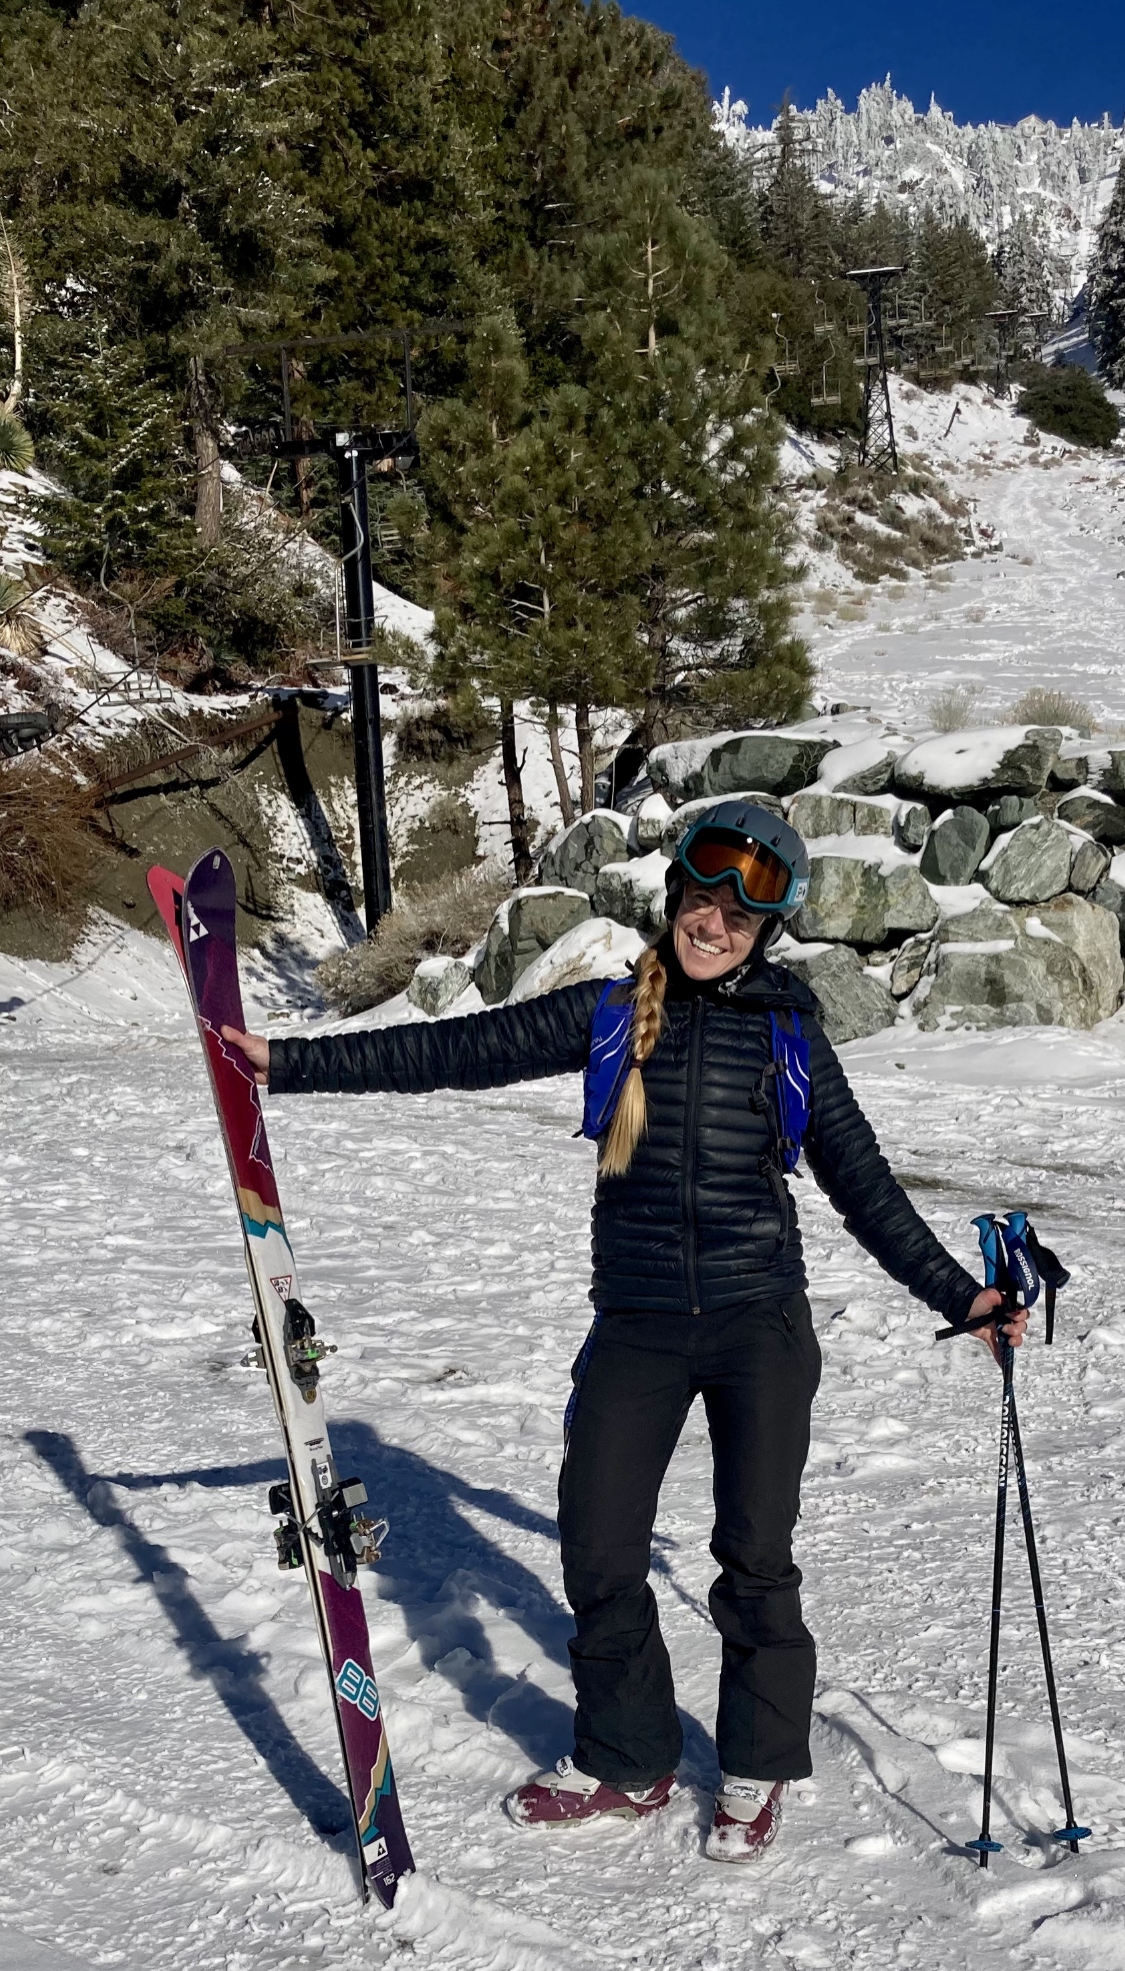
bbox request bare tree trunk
[188,355,222,547]
[0,211,24,415]
[575,700,595,814]
[289,358,314,518]
[546,698,575,828]
[500,697,533,885]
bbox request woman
[225,799,1019,1863]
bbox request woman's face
[673,878,765,981]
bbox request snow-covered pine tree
[1091,158,1125,386]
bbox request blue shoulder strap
[769,1009,811,1174]
[582,979,635,1141]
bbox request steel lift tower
[846,265,905,474]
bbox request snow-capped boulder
[775,942,897,1045]
[476,886,591,1004]
[1069,837,1112,895]
[919,806,991,886]
[981,817,1072,903]
[794,856,939,948]
[894,726,1062,802]
[659,791,784,858]
[648,729,837,804]
[407,955,473,1017]
[910,896,1122,1031]
[1055,788,1125,846]
[593,852,670,934]
[506,917,644,1003]
[631,791,673,853]
[537,811,630,895]
[815,736,906,796]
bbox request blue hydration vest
[582,977,811,1171]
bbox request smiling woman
[221,798,1015,1867]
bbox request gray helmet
[668,799,810,922]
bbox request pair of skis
[147,850,412,1907]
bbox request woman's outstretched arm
[225,979,605,1098]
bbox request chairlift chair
[770,313,800,377]
[813,289,833,340]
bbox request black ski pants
[557,1293,821,1790]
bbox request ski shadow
[85,1423,717,1781]
[25,1430,353,1845]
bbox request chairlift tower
[985,308,1021,399]
[846,266,905,474]
[221,321,466,933]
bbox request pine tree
[1091,159,1125,387]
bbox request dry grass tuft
[927,684,982,733]
[0,758,100,915]
[1005,687,1094,736]
[317,866,510,1015]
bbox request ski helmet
[669,799,810,921]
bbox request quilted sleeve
[801,1019,980,1325]
[268,981,604,1097]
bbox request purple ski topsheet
[152,851,413,1905]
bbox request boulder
[593,851,670,933]
[1055,789,1125,846]
[660,791,784,858]
[817,736,904,796]
[538,810,630,895]
[506,917,645,1004]
[1014,893,1123,1023]
[919,805,991,886]
[1050,752,1089,790]
[649,729,837,804]
[852,799,894,838]
[788,790,855,838]
[912,896,1122,1031]
[793,856,939,947]
[894,801,930,852]
[894,725,1061,801]
[407,955,473,1017]
[775,942,897,1046]
[476,886,591,1004]
[631,791,673,853]
[1093,877,1125,955]
[890,932,933,998]
[1069,837,1112,896]
[1099,750,1125,798]
[984,794,1038,838]
[981,817,1073,904]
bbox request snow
[7,880,1125,1967]
[898,727,1057,796]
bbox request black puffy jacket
[269,942,979,1324]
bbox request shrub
[1016,365,1120,449]
[0,413,34,474]
[0,573,43,657]
[0,759,99,914]
[928,684,981,732]
[1005,687,1094,735]
[316,866,510,1014]
[393,689,498,765]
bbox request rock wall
[424,711,1125,1045]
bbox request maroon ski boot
[506,1756,676,1829]
[706,1777,786,1861]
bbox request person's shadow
[27,1421,716,1846]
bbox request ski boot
[705,1776,786,1862]
[506,1756,675,1828]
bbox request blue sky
[632,3,1125,128]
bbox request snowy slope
[717,81,1124,305]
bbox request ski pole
[965,1318,1014,1868]
[1007,1393,1089,1853]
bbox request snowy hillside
[716,80,1124,304]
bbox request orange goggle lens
[683,835,792,907]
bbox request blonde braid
[599,944,668,1177]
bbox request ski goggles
[678,825,808,915]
